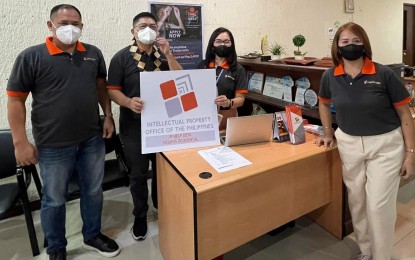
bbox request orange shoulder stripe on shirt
[7,90,30,97]
[318,96,331,103]
[236,89,248,94]
[107,85,122,90]
[394,96,412,107]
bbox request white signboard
[140,69,220,153]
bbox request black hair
[133,12,157,26]
[204,27,238,72]
[50,4,82,20]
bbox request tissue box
[285,105,306,144]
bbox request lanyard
[216,68,224,84]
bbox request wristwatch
[229,99,234,108]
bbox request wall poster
[149,2,204,69]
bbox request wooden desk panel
[158,134,342,260]
[157,157,195,260]
[197,152,333,259]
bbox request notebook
[222,114,273,146]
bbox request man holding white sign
[107,12,182,241]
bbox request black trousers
[119,115,157,219]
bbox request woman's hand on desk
[315,134,335,150]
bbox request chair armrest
[16,166,30,192]
[25,165,42,198]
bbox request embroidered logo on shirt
[160,74,198,118]
[364,80,381,85]
[83,57,97,61]
[225,75,235,80]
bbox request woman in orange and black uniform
[316,22,415,260]
[196,27,247,130]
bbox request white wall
[0,0,413,130]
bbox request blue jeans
[38,135,105,254]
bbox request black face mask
[339,44,365,61]
[213,45,231,57]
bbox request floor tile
[394,215,415,245]
[224,217,359,260]
[397,180,415,224]
[1,179,415,260]
[392,229,415,260]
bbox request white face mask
[136,27,157,45]
[52,22,82,45]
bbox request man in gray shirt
[7,4,120,260]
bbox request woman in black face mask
[196,27,247,130]
[316,22,415,260]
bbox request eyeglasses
[214,39,232,46]
[134,23,157,31]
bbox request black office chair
[68,132,130,200]
[0,129,42,256]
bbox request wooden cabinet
[238,59,336,124]
[238,59,353,236]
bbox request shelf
[239,59,328,100]
[238,59,337,124]
[245,92,337,124]
[239,59,328,73]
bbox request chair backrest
[102,132,128,173]
[112,134,130,174]
[100,132,129,174]
[98,114,128,174]
[0,130,17,179]
[104,132,117,154]
[67,130,130,200]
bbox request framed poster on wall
[149,2,204,70]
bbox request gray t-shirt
[7,37,107,147]
[319,58,410,136]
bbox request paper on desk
[198,146,252,173]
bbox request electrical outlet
[345,0,354,13]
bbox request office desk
[157,133,342,260]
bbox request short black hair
[132,12,157,26]
[50,4,82,20]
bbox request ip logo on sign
[160,74,198,118]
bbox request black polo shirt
[7,37,107,147]
[107,44,170,119]
[196,60,248,100]
[319,58,411,136]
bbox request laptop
[221,114,273,146]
